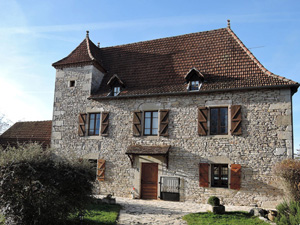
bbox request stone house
[51,22,299,206]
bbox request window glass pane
[144,128,150,135]
[145,117,151,129]
[95,114,100,135]
[153,111,158,118]
[145,112,151,118]
[152,128,158,135]
[220,108,228,134]
[152,117,158,129]
[210,109,218,134]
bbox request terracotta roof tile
[52,27,299,98]
[0,120,52,149]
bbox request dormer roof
[185,68,205,82]
[107,74,125,87]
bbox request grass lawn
[68,203,122,225]
[182,211,270,225]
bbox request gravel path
[115,197,252,225]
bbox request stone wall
[51,65,293,206]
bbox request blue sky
[0,0,300,151]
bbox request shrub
[0,143,95,225]
[273,159,300,201]
[207,196,220,206]
[275,201,300,225]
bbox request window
[211,164,228,188]
[113,87,121,96]
[69,80,75,87]
[144,111,158,136]
[88,113,100,135]
[210,107,228,135]
[199,163,241,190]
[190,80,200,91]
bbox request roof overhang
[125,145,170,168]
[89,84,300,100]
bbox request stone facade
[52,65,293,206]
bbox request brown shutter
[78,113,87,137]
[101,112,109,136]
[97,159,106,181]
[133,111,142,136]
[198,107,208,136]
[231,105,242,135]
[159,109,169,137]
[199,163,210,187]
[230,164,241,190]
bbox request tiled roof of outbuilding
[0,120,52,149]
[53,26,299,98]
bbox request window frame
[211,164,229,188]
[143,111,159,136]
[209,107,228,135]
[88,113,101,136]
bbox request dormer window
[107,74,125,97]
[113,87,121,96]
[184,68,204,92]
[190,81,200,91]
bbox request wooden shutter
[133,111,142,136]
[101,112,109,136]
[97,159,105,181]
[199,163,210,187]
[159,109,169,137]
[231,105,242,135]
[230,164,241,190]
[198,107,208,136]
[78,113,87,137]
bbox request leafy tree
[0,143,95,225]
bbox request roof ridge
[226,27,297,84]
[15,120,52,123]
[86,37,95,61]
[102,27,227,49]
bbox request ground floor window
[211,164,228,188]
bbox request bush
[273,159,300,201]
[0,143,95,225]
[275,201,300,225]
[207,196,220,206]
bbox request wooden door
[141,163,158,199]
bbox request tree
[0,113,11,135]
[0,143,95,225]
[273,159,300,201]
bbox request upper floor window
[190,81,200,91]
[88,113,100,136]
[210,107,228,135]
[113,87,121,96]
[144,111,158,136]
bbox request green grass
[0,213,5,225]
[182,211,270,225]
[69,203,122,225]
